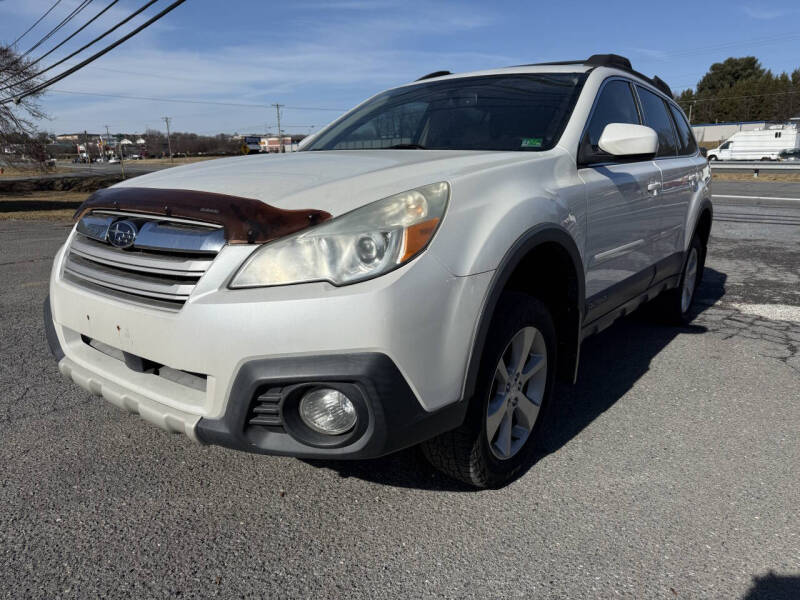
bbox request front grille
[247,387,284,429]
[64,212,225,310]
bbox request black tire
[708,155,718,162]
[661,234,706,324]
[421,293,557,488]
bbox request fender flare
[461,224,586,403]
[690,197,714,245]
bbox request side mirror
[597,123,658,157]
[699,147,707,158]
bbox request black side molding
[43,295,65,361]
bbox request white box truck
[707,124,799,161]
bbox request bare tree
[0,45,48,169]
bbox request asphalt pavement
[1,181,798,599]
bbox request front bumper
[46,239,493,458]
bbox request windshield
[303,73,586,152]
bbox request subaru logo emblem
[107,220,137,249]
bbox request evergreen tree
[676,57,799,123]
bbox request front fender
[461,224,586,401]
[429,151,587,276]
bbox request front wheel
[421,293,556,488]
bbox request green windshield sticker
[521,137,543,148]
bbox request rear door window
[668,103,698,156]
[636,86,678,157]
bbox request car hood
[113,150,545,217]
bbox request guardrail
[710,161,800,176]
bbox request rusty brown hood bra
[73,187,332,244]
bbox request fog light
[299,388,357,435]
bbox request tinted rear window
[637,86,678,157]
[668,103,698,156]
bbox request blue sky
[1,0,800,136]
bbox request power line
[5,0,63,49]
[45,88,348,111]
[663,32,800,59]
[20,0,94,59]
[24,0,122,72]
[0,0,188,105]
[0,0,160,93]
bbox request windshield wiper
[382,143,427,150]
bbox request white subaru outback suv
[45,54,711,487]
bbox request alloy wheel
[485,326,548,460]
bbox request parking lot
[1,180,798,599]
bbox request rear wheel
[421,293,556,488]
[661,234,705,323]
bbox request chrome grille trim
[90,210,224,229]
[65,211,226,310]
[65,254,197,300]
[70,236,213,276]
[62,272,187,311]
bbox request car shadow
[304,267,728,491]
[740,571,800,600]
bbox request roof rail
[416,70,451,81]
[414,57,675,97]
[584,54,673,97]
[521,54,674,98]
[585,54,633,70]
[650,75,673,98]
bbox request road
[1,181,798,599]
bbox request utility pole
[272,103,283,152]
[84,130,91,171]
[105,124,125,179]
[688,101,694,124]
[162,116,173,163]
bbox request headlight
[229,182,449,287]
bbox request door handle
[647,181,661,195]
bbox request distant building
[691,121,769,144]
[265,136,294,153]
[56,133,102,141]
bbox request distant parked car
[778,148,800,161]
[108,157,120,164]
